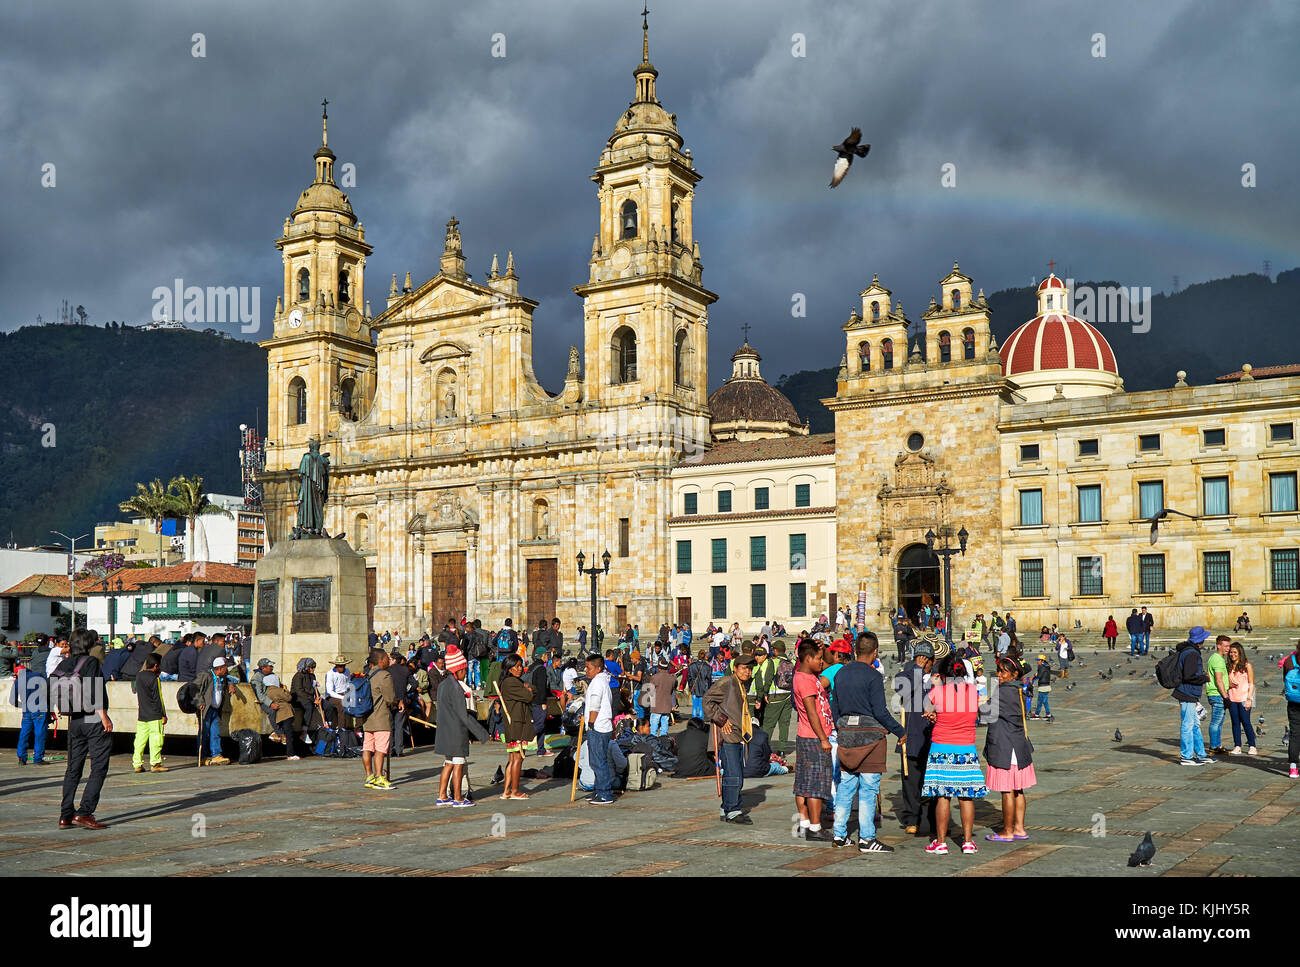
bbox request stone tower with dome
[708,338,808,442]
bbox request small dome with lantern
[1001,272,1121,401]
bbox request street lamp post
[925,524,969,645]
[51,530,88,635]
[102,576,124,643]
[576,549,612,657]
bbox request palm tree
[118,479,177,566]
[169,475,232,563]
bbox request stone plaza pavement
[1,632,1297,877]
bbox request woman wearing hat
[984,656,1036,842]
[324,656,351,729]
[921,651,987,855]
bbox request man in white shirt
[46,637,69,676]
[582,654,616,804]
[324,656,351,728]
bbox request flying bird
[1114,729,1123,742]
[1127,832,1156,868]
[829,127,870,187]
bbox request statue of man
[295,439,330,537]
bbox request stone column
[466,532,479,616]
[413,534,424,632]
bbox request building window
[881,338,894,370]
[618,518,630,557]
[717,490,732,513]
[1270,472,1298,512]
[1203,427,1226,448]
[754,487,769,510]
[671,200,680,245]
[50,601,61,617]
[857,341,870,372]
[1020,444,1040,462]
[1271,549,1299,591]
[620,199,638,239]
[1046,294,1054,309]
[676,540,692,574]
[906,432,924,452]
[938,331,951,363]
[1202,476,1230,516]
[962,327,975,360]
[203,588,219,605]
[1138,433,1161,453]
[1269,422,1294,442]
[1077,557,1103,595]
[297,268,310,302]
[1138,553,1166,595]
[750,536,766,571]
[674,329,688,386]
[751,584,767,618]
[795,483,811,507]
[338,269,350,304]
[1077,484,1102,523]
[1019,489,1043,526]
[951,288,961,310]
[789,533,806,570]
[870,300,880,321]
[611,326,637,383]
[1203,551,1231,593]
[684,492,697,515]
[288,376,307,425]
[789,583,807,618]
[712,539,727,573]
[1078,438,1099,457]
[1018,559,1044,597]
[712,586,727,619]
[1139,480,1165,519]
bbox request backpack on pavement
[625,751,658,791]
[234,729,262,764]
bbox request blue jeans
[764,762,789,777]
[467,660,481,689]
[691,695,703,719]
[18,711,48,762]
[650,712,670,736]
[718,740,746,818]
[1208,695,1226,748]
[1140,631,1150,655]
[201,707,222,758]
[1129,633,1141,654]
[585,727,613,796]
[1034,691,1050,716]
[1179,700,1206,760]
[1228,702,1256,748]
[833,770,882,841]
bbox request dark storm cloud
[1,0,1296,388]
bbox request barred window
[712,586,727,619]
[676,540,692,574]
[1138,554,1166,595]
[750,536,766,571]
[711,539,727,573]
[683,492,697,515]
[795,483,811,507]
[1271,549,1298,591]
[1203,552,1231,593]
[789,583,807,618]
[717,490,732,513]
[1077,557,1103,596]
[1019,559,1044,597]
[754,487,769,510]
[789,533,807,570]
[751,584,767,618]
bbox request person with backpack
[495,618,518,664]
[56,629,113,830]
[13,656,51,766]
[1030,655,1053,721]
[195,657,235,765]
[131,654,168,773]
[362,649,398,790]
[1282,643,1300,779]
[1162,626,1214,766]
[687,648,712,720]
[766,640,796,745]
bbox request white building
[0,574,87,640]
[81,563,254,641]
[183,493,266,568]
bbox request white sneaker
[286,755,300,761]
[1229,746,1242,755]
[1247,747,1257,756]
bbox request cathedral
[259,20,713,634]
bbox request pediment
[405,277,494,319]
[419,341,471,363]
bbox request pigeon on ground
[1065,683,1075,691]
[492,765,505,784]
[1281,728,1289,746]
[829,127,870,187]
[1260,681,1270,688]
[1114,728,1123,742]
[1127,832,1156,868]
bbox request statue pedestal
[253,536,369,679]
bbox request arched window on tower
[671,201,680,245]
[621,200,638,240]
[881,338,894,371]
[871,301,881,321]
[858,341,870,372]
[939,331,952,363]
[612,326,638,384]
[297,268,310,303]
[288,376,307,426]
[674,329,688,386]
[962,327,976,360]
[354,512,371,549]
[951,288,961,310]
[339,377,357,421]
[1046,294,1054,309]
[338,269,350,304]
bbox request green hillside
[774,268,1300,434]
[0,325,267,547]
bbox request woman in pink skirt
[984,656,1037,842]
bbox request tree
[118,478,176,566]
[169,474,232,563]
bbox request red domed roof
[1037,274,1066,291]
[1002,313,1118,377]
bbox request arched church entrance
[896,543,941,625]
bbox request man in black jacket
[894,634,938,837]
[527,653,551,756]
[742,724,786,778]
[830,632,904,852]
[1125,609,1144,655]
[176,634,200,683]
[387,652,413,757]
[1173,627,1213,765]
[57,629,113,830]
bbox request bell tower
[574,10,716,420]
[261,100,376,476]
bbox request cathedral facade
[259,24,713,634]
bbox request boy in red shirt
[792,640,834,842]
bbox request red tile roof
[0,574,77,598]
[669,505,835,524]
[1215,364,1300,382]
[677,433,835,468]
[76,562,255,594]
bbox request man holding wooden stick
[581,653,616,804]
[704,652,756,824]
